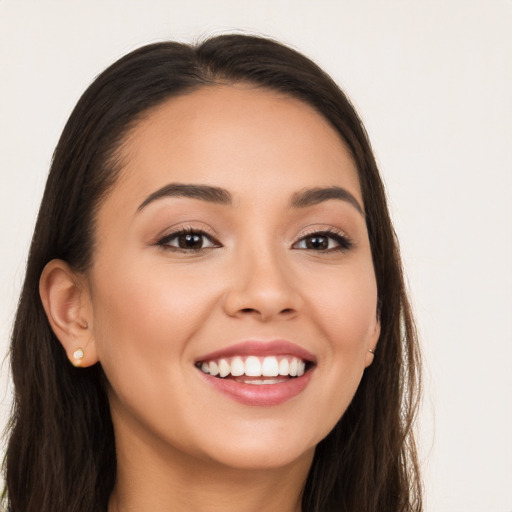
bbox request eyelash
[156,227,221,252]
[293,228,353,253]
[156,227,353,253]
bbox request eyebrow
[137,183,232,211]
[290,186,364,215]
[137,183,363,216]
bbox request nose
[222,245,302,322]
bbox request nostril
[240,307,295,316]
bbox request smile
[197,355,307,381]
[195,341,316,406]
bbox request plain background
[0,1,511,510]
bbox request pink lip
[199,370,314,407]
[195,340,316,407]
[195,340,316,363]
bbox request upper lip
[195,340,316,364]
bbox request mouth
[195,355,313,384]
[194,341,316,406]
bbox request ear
[364,313,381,368]
[39,259,98,367]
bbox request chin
[187,420,320,472]
[203,439,316,472]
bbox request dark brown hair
[2,34,421,511]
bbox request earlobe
[364,316,381,368]
[39,259,98,367]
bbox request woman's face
[85,85,380,471]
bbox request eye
[293,230,353,252]
[157,229,220,251]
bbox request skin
[41,85,380,511]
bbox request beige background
[1,1,511,510]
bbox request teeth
[241,378,287,385]
[230,356,245,376]
[219,359,230,378]
[278,358,289,376]
[289,358,298,377]
[209,361,219,376]
[262,356,279,377]
[198,355,309,379]
[245,356,262,377]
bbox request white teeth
[198,355,309,379]
[278,358,289,376]
[209,361,219,376]
[261,356,279,377]
[245,356,262,377]
[230,356,245,376]
[289,358,298,377]
[242,378,286,385]
[219,359,230,378]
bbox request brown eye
[157,230,219,251]
[293,231,353,252]
[177,233,204,249]
[304,235,329,250]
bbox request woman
[2,34,421,511]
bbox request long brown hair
[2,34,422,511]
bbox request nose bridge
[223,232,300,320]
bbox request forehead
[113,84,362,208]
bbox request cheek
[87,256,225,444]
[89,254,222,370]
[301,260,378,429]
[306,261,378,350]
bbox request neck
[108,418,313,512]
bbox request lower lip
[199,370,314,406]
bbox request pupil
[179,233,202,249]
[307,236,328,250]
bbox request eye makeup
[155,225,222,252]
[293,227,354,252]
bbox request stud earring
[73,347,84,362]
[368,348,375,354]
